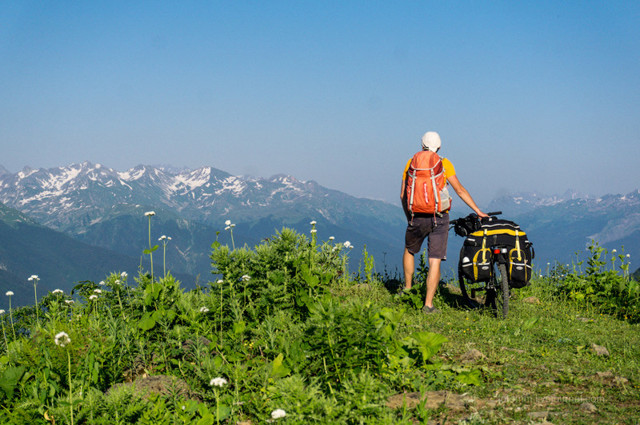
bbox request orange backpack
[405,151,451,216]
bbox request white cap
[421,131,441,151]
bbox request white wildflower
[310,220,316,225]
[210,377,228,387]
[114,279,121,285]
[225,219,231,226]
[159,235,166,241]
[241,275,251,281]
[121,271,128,278]
[310,229,317,234]
[99,281,105,286]
[344,241,353,249]
[612,249,617,253]
[225,226,230,230]
[271,409,287,419]
[65,300,74,305]
[54,331,71,347]
[199,307,210,313]
[93,289,102,294]
[28,274,39,281]
[144,211,155,217]
[6,291,14,297]
[217,279,223,284]
[626,254,631,258]
[0,309,5,315]
[329,236,335,241]
[89,295,98,301]
[52,289,63,295]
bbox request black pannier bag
[459,238,493,282]
[459,219,534,288]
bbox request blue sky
[1,1,639,206]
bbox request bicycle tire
[496,263,509,319]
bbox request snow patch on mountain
[39,167,82,191]
[216,176,247,195]
[17,168,38,179]
[170,168,211,193]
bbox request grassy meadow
[0,218,638,424]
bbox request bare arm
[448,174,488,217]
[400,176,410,220]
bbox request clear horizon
[2,1,639,207]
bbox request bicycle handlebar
[449,211,502,227]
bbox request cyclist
[401,131,488,313]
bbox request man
[401,131,487,313]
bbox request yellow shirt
[402,156,456,184]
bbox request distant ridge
[0,202,197,309]
[481,190,640,269]
[0,162,406,279]
[1,162,638,283]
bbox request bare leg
[403,248,414,290]
[424,258,442,308]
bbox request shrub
[552,241,640,322]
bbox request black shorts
[405,213,449,259]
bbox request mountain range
[484,190,640,272]
[0,162,406,305]
[0,162,638,307]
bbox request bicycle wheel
[496,263,509,319]
[484,264,509,318]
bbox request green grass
[407,280,640,424]
[0,227,638,424]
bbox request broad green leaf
[196,413,214,425]
[198,404,210,416]
[138,313,156,331]
[522,316,540,330]
[165,309,176,322]
[407,331,448,363]
[271,353,291,378]
[233,321,246,334]
[143,245,159,254]
[456,369,483,385]
[0,366,25,399]
[215,405,231,421]
[300,263,320,287]
[213,355,223,369]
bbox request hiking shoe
[422,305,440,314]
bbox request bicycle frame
[451,212,511,319]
